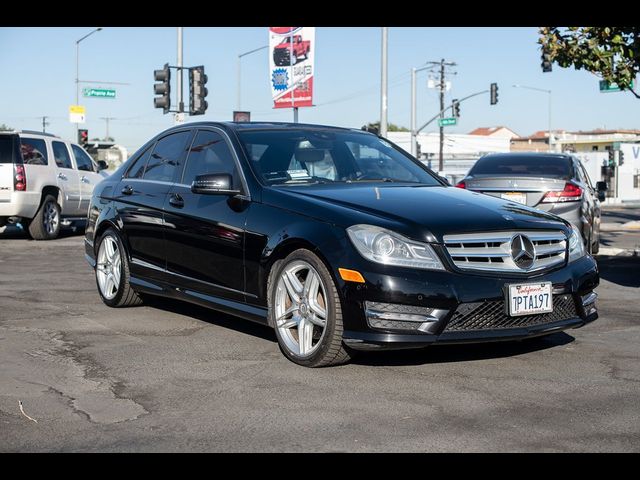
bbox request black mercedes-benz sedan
[84,122,599,367]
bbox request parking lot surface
[1,228,638,452]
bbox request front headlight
[568,225,586,263]
[346,224,445,270]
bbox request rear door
[0,134,19,203]
[51,140,82,215]
[71,143,103,214]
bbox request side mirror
[97,160,108,171]
[191,173,241,195]
[596,181,608,191]
[439,175,451,186]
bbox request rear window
[20,138,48,166]
[470,155,572,179]
[0,135,18,164]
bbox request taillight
[541,182,582,203]
[14,164,26,191]
[455,180,466,189]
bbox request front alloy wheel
[270,249,352,367]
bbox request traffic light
[608,149,615,166]
[619,150,625,166]
[490,83,498,105]
[452,99,460,117]
[78,129,88,146]
[154,63,171,114]
[541,46,552,73]
[189,66,208,115]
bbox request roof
[482,152,571,159]
[469,126,519,137]
[567,128,640,135]
[184,121,358,132]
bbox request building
[510,130,561,152]
[554,129,640,153]
[469,126,519,139]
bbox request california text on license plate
[507,282,553,316]
[501,192,527,205]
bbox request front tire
[269,249,353,367]
[28,194,60,240]
[95,228,142,307]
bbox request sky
[0,26,638,154]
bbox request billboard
[269,27,315,109]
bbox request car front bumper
[332,248,599,351]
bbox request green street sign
[83,88,116,99]
[599,80,634,93]
[438,117,457,127]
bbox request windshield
[238,129,442,186]
[469,155,572,179]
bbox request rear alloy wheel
[95,228,142,307]
[270,249,352,367]
[28,194,60,240]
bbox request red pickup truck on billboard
[273,35,310,66]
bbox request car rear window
[470,155,572,179]
[0,135,18,164]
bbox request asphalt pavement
[0,221,638,452]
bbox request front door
[51,140,82,216]
[163,128,249,302]
[71,143,104,214]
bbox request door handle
[57,172,67,180]
[121,185,133,195]
[81,175,90,183]
[169,194,184,208]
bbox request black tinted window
[0,135,16,164]
[52,141,73,169]
[71,144,94,172]
[20,138,48,165]
[470,155,572,179]
[144,131,190,182]
[182,130,239,187]
[125,146,152,179]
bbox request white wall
[387,132,511,156]
[618,143,640,201]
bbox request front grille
[443,230,566,273]
[444,295,577,332]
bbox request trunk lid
[464,176,567,208]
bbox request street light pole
[380,27,388,137]
[512,84,552,152]
[410,64,432,157]
[75,27,102,135]
[237,45,268,112]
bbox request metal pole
[76,42,79,136]
[237,55,241,111]
[411,67,416,157]
[548,91,552,152]
[380,27,388,138]
[293,107,299,123]
[177,27,184,113]
[42,116,48,133]
[438,59,445,172]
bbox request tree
[0,123,13,131]
[539,27,640,99]
[362,121,409,133]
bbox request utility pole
[100,117,116,140]
[177,27,184,115]
[380,27,388,137]
[41,116,49,133]
[424,59,456,172]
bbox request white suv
[0,130,109,240]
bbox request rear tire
[28,194,60,240]
[269,249,353,367]
[95,228,142,308]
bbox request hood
[264,184,570,243]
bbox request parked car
[273,35,310,66]
[455,152,607,254]
[84,123,599,367]
[0,130,109,239]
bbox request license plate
[501,192,527,205]
[507,282,553,316]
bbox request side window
[125,146,152,179]
[182,130,239,188]
[52,141,73,169]
[144,131,191,183]
[579,162,593,188]
[71,144,95,172]
[20,138,48,166]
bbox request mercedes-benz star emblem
[511,234,535,269]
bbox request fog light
[364,301,448,334]
[581,292,597,316]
